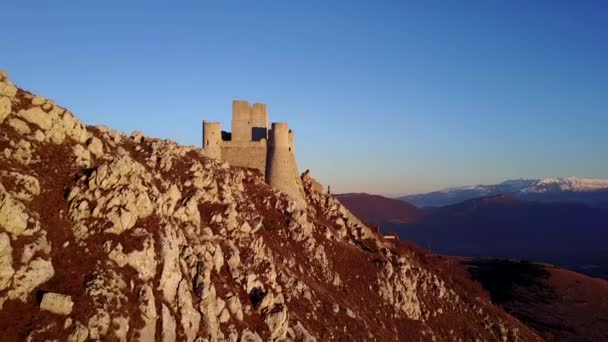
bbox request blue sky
[2,1,607,196]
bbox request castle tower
[251,103,269,141]
[266,123,305,207]
[232,100,252,141]
[288,129,295,153]
[202,120,222,159]
[287,129,301,187]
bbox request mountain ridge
[400,177,608,208]
[334,193,424,226]
[337,191,608,280]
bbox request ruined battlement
[202,100,304,206]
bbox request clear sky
[2,1,607,196]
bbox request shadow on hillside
[463,258,555,304]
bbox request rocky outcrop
[0,71,542,341]
[0,233,14,291]
[0,184,30,236]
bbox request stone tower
[231,100,252,141]
[202,120,222,160]
[266,123,305,207]
[251,103,269,141]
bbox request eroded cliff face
[0,71,541,341]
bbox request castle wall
[220,140,267,173]
[202,121,222,160]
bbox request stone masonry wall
[220,140,267,174]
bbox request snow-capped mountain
[400,177,608,208]
[523,177,608,193]
[440,179,538,194]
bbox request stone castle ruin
[202,100,305,206]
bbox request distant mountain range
[337,192,608,279]
[400,177,608,208]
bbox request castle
[202,100,305,206]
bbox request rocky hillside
[0,71,541,341]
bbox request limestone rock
[112,316,130,342]
[0,72,18,98]
[83,268,128,339]
[0,171,40,201]
[32,129,45,142]
[72,144,91,167]
[17,106,52,130]
[177,279,201,341]
[212,244,224,272]
[158,225,182,303]
[0,233,14,291]
[240,221,252,233]
[0,186,30,236]
[226,293,244,321]
[161,304,176,342]
[87,136,104,157]
[67,322,89,342]
[265,303,289,340]
[197,270,223,341]
[131,131,144,143]
[8,139,34,164]
[219,307,230,323]
[377,258,422,320]
[106,207,137,234]
[31,95,46,106]
[40,292,74,315]
[8,117,31,135]
[0,96,12,123]
[87,311,111,340]
[136,285,157,342]
[108,237,157,281]
[302,172,324,195]
[7,258,54,304]
[20,233,51,264]
[240,329,264,342]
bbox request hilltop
[0,71,540,341]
